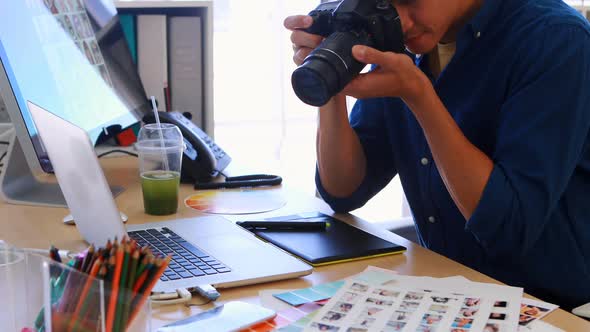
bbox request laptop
[27,101,312,292]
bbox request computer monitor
[0,0,149,207]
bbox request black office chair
[316,189,421,243]
[379,216,420,244]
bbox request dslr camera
[291,0,404,107]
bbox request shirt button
[420,157,429,166]
[475,31,481,39]
[428,216,436,223]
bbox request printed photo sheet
[518,298,559,329]
[302,266,523,332]
[428,276,559,330]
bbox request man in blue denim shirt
[285,0,590,309]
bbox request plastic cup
[0,245,26,331]
[136,123,184,215]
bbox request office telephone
[142,111,282,189]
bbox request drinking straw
[149,96,170,171]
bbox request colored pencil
[134,254,150,280]
[68,258,102,332]
[72,264,107,332]
[135,247,154,279]
[132,256,154,294]
[49,245,61,263]
[34,258,75,331]
[106,244,124,332]
[80,245,95,273]
[60,256,83,313]
[105,255,116,283]
[43,238,168,331]
[121,249,140,330]
[103,255,116,321]
[127,249,140,294]
[114,243,131,332]
[127,256,170,328]
[95,264,109,316]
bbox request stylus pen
[236,220,327,231]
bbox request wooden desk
[1,156,587,331]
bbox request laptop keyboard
[128,227,231,282]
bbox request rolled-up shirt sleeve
[316,97,399,213]
[466,24,590,258]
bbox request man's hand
[343,45,430,105]
[284,15,324,66]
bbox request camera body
[291,0,404,107]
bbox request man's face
[393,0,466,54]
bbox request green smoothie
[141,170,181,215]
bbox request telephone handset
[142,111,282,189]
[142,111,231,183]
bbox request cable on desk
[97,149,138,158]
[184,299,213,307]
[151,288,193,306]
[195,170,282,190]
[150,285,219,307]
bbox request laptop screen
[0,0,147,171]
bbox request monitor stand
[0,132,124,207]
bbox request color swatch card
[274,281,346,306]
[244,302,324,332]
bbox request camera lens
[292,31,370,107]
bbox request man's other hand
[343,45,430,105]
[284,15,324,66]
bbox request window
[213,0,319,194]
[212,1,407,225]
[565,0,590,19]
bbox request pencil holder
[39,258,152,332]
